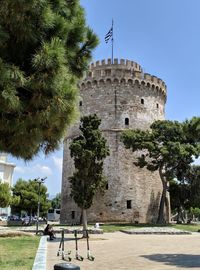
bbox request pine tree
[0,0,98,159]
[121,118,200,224]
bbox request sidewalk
[46,231,200,270]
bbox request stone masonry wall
[61,58,167,224]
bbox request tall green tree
[184,165,200,208]
[0,0,98,160]
[169,179,190,223]
[0,181,12,208]
[170,165,200,223]
[121,118,200,224]
[51,193,61,209]
[12,178,50,216]
[69,114,109,234]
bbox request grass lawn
[100,223,170,232]
[12,222,200,234]
[172,223,200,232]
[98,223,200,233]
[56,222,200,233]
[0,236,40,270]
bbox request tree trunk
[181,207,186,223]
[157,170,168,224]
[177,206,182,223]
[165,194,170,223]
[79,212,83,225]
[157,189,166,224]
[82,208,88,238]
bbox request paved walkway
[46,231,200,270]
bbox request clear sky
[9,0,200,197]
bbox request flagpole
[112,19,114,64]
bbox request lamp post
[34,177,47,234]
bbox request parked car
[21,216,37,225]
[7,215,21,221]
[0,216,7,221]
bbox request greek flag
[105,27,113,43]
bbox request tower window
[106,183,109,190]
[105,69,111,76]
[79,101,82,106]
[125,118,129,126]
[156,103,159,109]
[141,98,144,105]
[71,211,75,219]
[127,200,132,209]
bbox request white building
[0,153,15,216]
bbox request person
[44,224,55,240]
[94,222,99,229]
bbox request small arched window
[71,211,75,219]
[105,69,111,76]
[156,103,159,109]
[141,98,144,105]
[79,101,82,107]
[125,118,129,126]
[127,200,132,209]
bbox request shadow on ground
[141,254,200,268]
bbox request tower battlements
[90,58,142,72]
[81,58,167,99]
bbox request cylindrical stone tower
[61,58,167,224]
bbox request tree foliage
[170,165,200,222]
[121,118,200,224]
[187,165,200,207]
[0,0,98,160]
[12,178,50,216]
[169,180,190,212]
[190,207,200,219]
[51,192,61,209]
[0,181,12,208]
[69,114,109,230]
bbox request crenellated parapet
[89,58,142,72]
[80,58,167,100]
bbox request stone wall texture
[61,58,168,224]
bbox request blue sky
[9,0,200,197]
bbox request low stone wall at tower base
[60,210,166,225]
[60,197,166,225]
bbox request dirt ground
[46,232,200,270]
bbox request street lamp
[34,177,47,234]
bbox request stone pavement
[46,230,200,270]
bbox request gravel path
[46,229,200,270]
